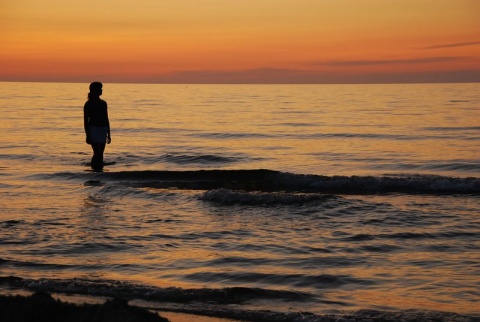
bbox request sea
[0,82,479,321]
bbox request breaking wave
[45,169,480,195]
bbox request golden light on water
[0,82,479,317]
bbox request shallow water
[0,82,479,320]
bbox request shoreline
[0,291,238,322]
[1,289,479,322]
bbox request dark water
[0,82,479,321]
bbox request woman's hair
[88,82,103,100]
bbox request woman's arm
[106,102,111,144]
[84,103,91,144]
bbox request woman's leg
[91,143,106,171]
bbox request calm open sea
[0,82,479,321]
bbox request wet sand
[161,312,238,322]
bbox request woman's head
[88,82,103,99]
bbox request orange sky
[1,0,479,83]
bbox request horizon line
[1,80,479,85]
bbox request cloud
[138,68,480,84]
[422,41,480,50]
[2,67,479,84]
[310,56,464,67]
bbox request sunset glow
[1,0,479,83]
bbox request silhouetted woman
[84,82,111,171]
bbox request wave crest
[47,169,480,195]
[200,189,336,205]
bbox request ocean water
[0,82,479,321]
